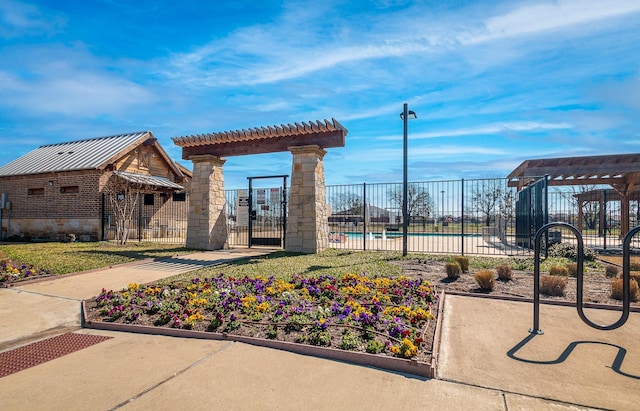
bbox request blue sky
[1,0,639,189]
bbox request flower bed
[85,273,438,364]
[1,259,53,285]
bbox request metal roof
[0,131,151,176]
[113,171,184,190]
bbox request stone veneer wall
[186,155,228,250]
[285,145,328,253]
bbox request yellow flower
[188,298,208,307]
[144,286,162,296]
[128,283,139,291]
[256,302,271,313]
[411,308,434,321]
[392,338,419,358]
[241,295,257,308]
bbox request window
[27,188,44,195]
[60,186,79,194]
[144,193,154,205]
[172,192,186,202]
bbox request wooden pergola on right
[507,153,640,238]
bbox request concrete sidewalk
[0,248,272,349]
[1,249,639,410]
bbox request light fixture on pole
[400,103,417,256]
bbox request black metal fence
[226,177,640,255]
[325,178,523,255]
[101,191,189,243]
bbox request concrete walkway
[0,249,638,410]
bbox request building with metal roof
[0,131,191,242]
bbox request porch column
[186,155,228,250]
[286,145,328,253]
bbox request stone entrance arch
[172,119,347,253]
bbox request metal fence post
[544,175,549,258]
[603,189,607,250]
[363,182,367,251]
[461,178,465,256]
[138,195,142,242]
[101,193,105,241]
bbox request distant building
[0,131,190,241]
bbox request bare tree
[388,184,434,225]
[330,192,364,215]
[471,179,505,226]
[103,173,151,245]
[556,185,600,230]
[499,189,516,223]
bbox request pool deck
[1,248,639,410]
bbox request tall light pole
[400,103,417,256]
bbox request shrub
[630,262,640,271]
[548,243,597,261]
[309,330,331,346]
[605,265,619,278]
[445,262,461,279]
[266,326,278,339]
[496,265,512,281]
[540,275,568,296]
[340,330,360,351]
[610,278,639,302]
[366,339,385,354]
[566,263,578,277]
[453,256,469,272]
[474,270,495,291]
[548,265,569,276]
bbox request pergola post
[285,145,328,253]
[186,155,228,250]
[620,193,630,239]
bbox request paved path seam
[437,376,607,411]
[8,288,83,302]
[109,341,236,410]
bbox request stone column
[286,145,328,253]
[186,155,228,250]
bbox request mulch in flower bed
[84,273,439,370]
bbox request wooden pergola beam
[173,119,347,159]
[179,130,345,159]
[508,153,640,238]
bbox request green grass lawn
[0,241,191,274]
[1,240,601,282]
[159,249,406,284]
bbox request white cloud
[0,0,64,38]
[0,46,154,117]
[376,121,573,140]
[465,0,640,44]
[161,0,640,89]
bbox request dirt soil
[391,259,639,307]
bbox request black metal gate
[247,175,288,248]
[515,177,548,249]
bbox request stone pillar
[286,145,328,253]
[186,155,228,250]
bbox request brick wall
[0,170,103,238]
[0,162,191,240]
